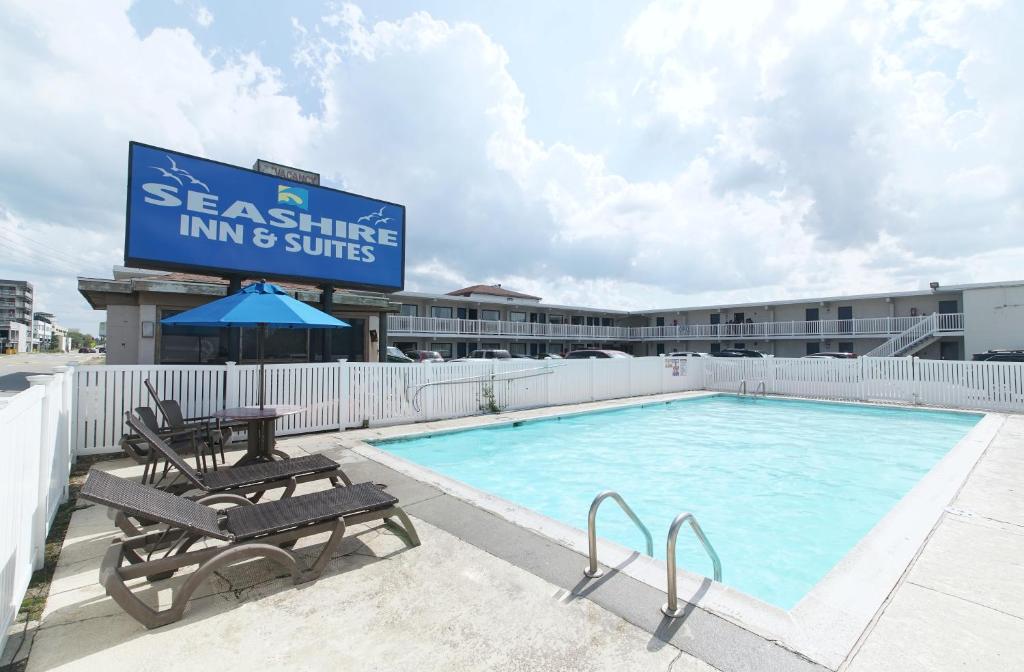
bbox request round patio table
[212,405,303,465]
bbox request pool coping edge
[340,392,1005,670]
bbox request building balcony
[387,315,629,341]
[387,313,965,342]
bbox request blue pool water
[374,396,980,609]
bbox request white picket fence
[2,353,1024,653]
[703,356,1024,411]
[72,357,705,454]
[0,367,75,652]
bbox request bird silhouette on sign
[357,206,388,224]
[156,155,210,192]
[376,217,392,225]
[183,174,209,191]
[151,166,183,185]
[167,156,188,174]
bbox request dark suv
[972,350,1024,362]
[711,349,765,358]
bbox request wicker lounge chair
[80,469,420,629]
[115,411,353,535]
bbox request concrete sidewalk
[846,415,1024,671]
[18,443,712,672]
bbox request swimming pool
[372,395,981,610]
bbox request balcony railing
[388,315,630,340]
[388,313,964,342]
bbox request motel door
[837,306,853,334]
[806,308,820,335]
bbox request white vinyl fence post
[544,359,552,406]
[26,375,53,571]
[54,366,73,503]
[224,361,239,409]
[858,356,866,402]
[338,362,350,429]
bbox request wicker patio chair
[143,378,245,464]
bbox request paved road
[0,352,101,397]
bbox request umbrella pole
[259,324,265,411]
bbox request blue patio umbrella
[162,281,350,409]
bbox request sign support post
[320,284,334,362]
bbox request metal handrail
[662,512,722,618]
[737,379,747,396]
[755,380,766,397]
[583,491,654,578]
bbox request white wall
[963,285,1024,357]
[104,305,140,364]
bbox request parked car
[468,349,511,360]
[511,353,533,359]
[667,351,707,358]
[803,352,857,359]
[972,349,1024,362]
[533,353,563,360]
[405,350,445,363]
[385,346,414,363]
[564,349,632,359]
[711,349,765,358]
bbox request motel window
[159,309,228,364]
[481,309,500,321]
[431,342,453,358]
[710,314,721,325]
[330,317,366,362]
[710,343,721,353]
[509,311,527,322]
[602,318,613,327]
[838,342,854,353]
[548,314,564,325]
[509,343,527,355]
[400,304,418,317]
[242,326,309,363]
[431,306,453,319]
[734,343,745,350]
[570,316,584,326]
[482,342,501,350]
[806,342,820,356]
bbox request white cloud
[195,6,214,28]
[0,0,1022,332]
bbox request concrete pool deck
[10,394,1024,671]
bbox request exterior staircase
[864,314,938,357]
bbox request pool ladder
[738,379,767,397]
[582,491,722,619]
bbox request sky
[0,0,1022,333]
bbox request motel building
[79,271,1024,364]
